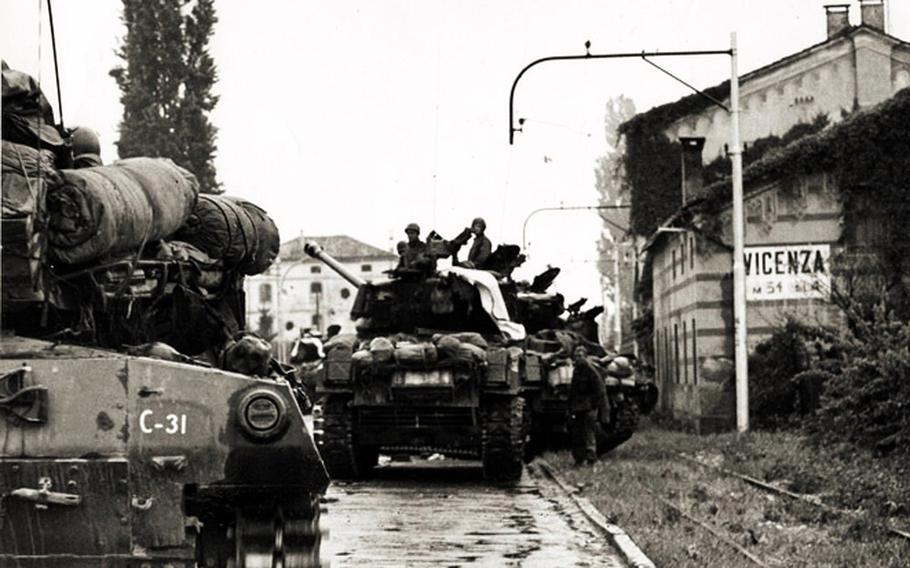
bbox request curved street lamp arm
[509,47,732,144]
[522,204,630,252]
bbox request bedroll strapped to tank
[46,157,200,264]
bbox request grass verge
[544,419,910,567]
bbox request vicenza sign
[744,244,831,301]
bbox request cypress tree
[111,0,221,193]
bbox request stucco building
[624,1,910,430]
[666,2,910,162]
[244,235,397,346]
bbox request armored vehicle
[305,241,528,482]
[0,246,330,567]
[0,335,328,567]
[510,284,659,457]
[1,63,329,560]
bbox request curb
[536,458,656,568]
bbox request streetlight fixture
[510,34,748,432]
[522,204,630,254]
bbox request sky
[3,0,910,312]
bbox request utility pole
[613,242,622,352]
[729,33,749,433]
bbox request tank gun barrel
[304,241,367,288]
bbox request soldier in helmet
[464,217,492,269]
[399,222,429,270]
[69,126,102,168]
[568,344,609,465]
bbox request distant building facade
[244,235,397,345]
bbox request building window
[259,283,272,304]
[672,250,677,279]
[341,288,351,299]
[361,264,372,272]
[692,318,698,385]
[310,266,321,274]
[664,328,670,386]
[310,282,322,294]
[674,323,680,384]
[680,242,686,276]
[690,236,695,269]
[657,330,663,384]
[683,321,688,384]
[311,314,321,327]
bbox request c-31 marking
[139,409,188,434]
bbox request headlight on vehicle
[238,389,289,441]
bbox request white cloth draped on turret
[442,266,526,341]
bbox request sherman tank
[0,334,328,567]
[0,64,329,563]
[304,241,529,482]
[506,275,659,458]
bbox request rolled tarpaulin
[175,194,279,275]
[228,197,279,275]
[46,157,199,264]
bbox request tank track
[314,396,376,480]
[596,399,641,455]
[380,445,479,458]
[480,395,526,482]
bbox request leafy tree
[111,0,221,193]
[594,96,636,348]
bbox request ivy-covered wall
[619,83,730,237]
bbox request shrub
[808,306,910,455]
[748,319,840,430]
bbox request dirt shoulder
[544,420,910,567]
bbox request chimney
[679,137,705,204]
[860,0,885,31]
[825,4,851,38]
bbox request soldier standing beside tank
[569,344,609,465]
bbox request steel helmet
[405,222,420,234]
[70,126,100,156]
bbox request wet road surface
[321,458,625,567]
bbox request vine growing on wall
[619,82,730,236]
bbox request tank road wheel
[596,399,641,456]
[481,395,526,482]
[197,505,323,568]
[231,507,323,568]
[314,396,376,479]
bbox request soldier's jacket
[568,357,608,415]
